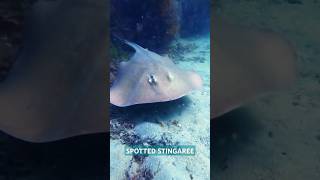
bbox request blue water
[110,0,210,179]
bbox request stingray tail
[124,40,147,53]
[111,34,145,53]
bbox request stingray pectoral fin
[212,21,296,118]
[110,86,128,107]
[0,0,108,142]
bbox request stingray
[0,0,108,142]
[211,20,296,118]
[110,41,203,107]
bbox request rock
[110,0,179,52]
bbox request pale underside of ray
[0,0,108,142]
[110,41,202,107]
[212,19,296,118]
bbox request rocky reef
[110,0,180,52]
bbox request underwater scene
[213,0,320,180]
[0,0,109,179]
[1,0,320,180]
[110,0,211,179]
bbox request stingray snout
[188,71,203,90]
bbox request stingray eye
[167,72,174,82]
[148,74,157,85]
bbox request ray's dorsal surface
[212,20,296,118]
[0,0,108,142]
[110,41,202,107]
